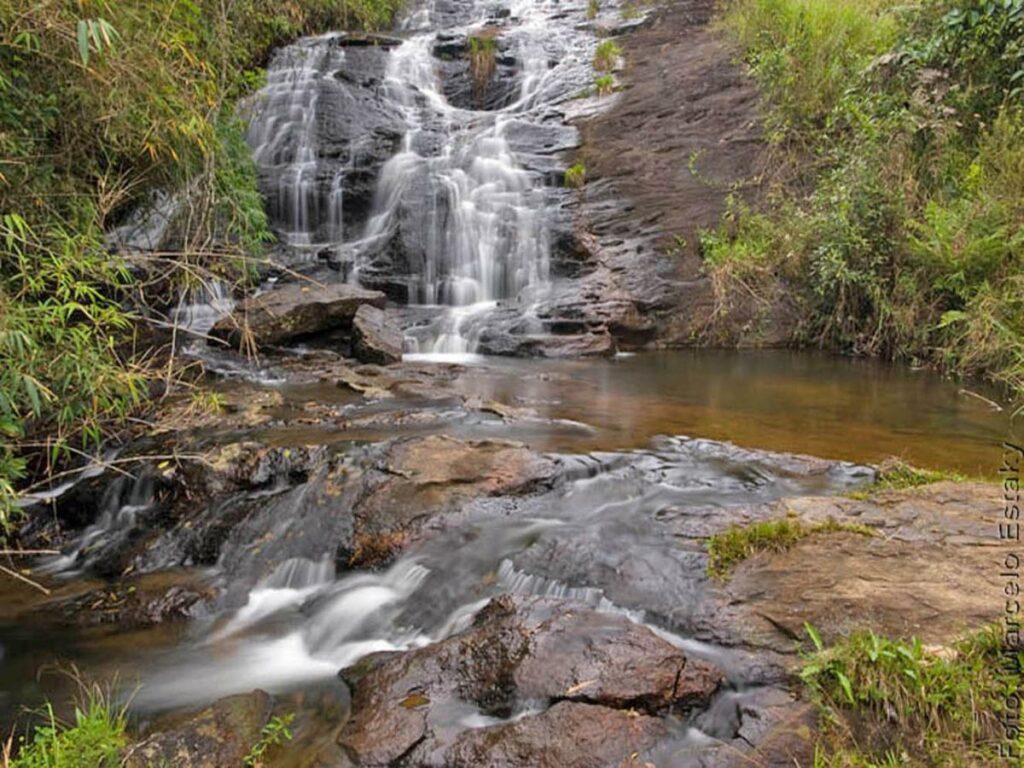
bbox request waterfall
[244,0,593,356]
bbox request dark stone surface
[352,304,403,365]
[209,282,386,348]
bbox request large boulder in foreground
[352,304,403,365]
[338,594,722,766]
[210,282,385,347]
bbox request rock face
[566,0,799,351]
[708,482,1000,652]
[351,304,403,365]
[209,282,386,348]
[338,594,722,766]
[123,691,272,768]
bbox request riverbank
[571,0,1024,403]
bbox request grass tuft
[7,673,127,768]
[593,39,623,72]
[564,163,587,189]
[707,516,874,579]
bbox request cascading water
[130,435,870,711]
[246,40,339,248]
[244,0,595,357]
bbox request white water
[130,435,869,711]
[242,0,598,353]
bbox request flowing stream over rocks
[1,349,1010,765]
[1,0,1017,764]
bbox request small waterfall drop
[244,0,594,355]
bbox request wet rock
[209,282,386,348]
[338,595,721,765]
[106,435,555,602]
[252,38,404,244]
[444,701,670,767]
[123,690,272,768]
[351,305,403,365]
[349,436,556,566]
[41,573,212,629]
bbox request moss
[802,624,1017,766]
[707,516,874,579]
[846,459,968,500]
[564,162,587,188]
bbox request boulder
[123,691,272,768]
[351,304,403,365]
[338,595,722,766]
[443,701,669,768]
[210,283,385,348]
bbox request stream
[0,0,1017,763]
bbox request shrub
[707,0,1024,407]
[0,0,403,527]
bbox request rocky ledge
[210,282,387,350]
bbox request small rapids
[128,437,870,711]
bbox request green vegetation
[706,0,1024,407]
[802,624,1018,765]
[468,34,498,103]
[874,461,965,490]
[706,516,874,578]
[564,163,587,189]
[587,0,600,20]
[8,683,127,767]
[243,713,295,767]
[851,458,968,499]
[0,0,401,530]
[593,39,623,72]
[594,74,616,96]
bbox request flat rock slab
[707,482,1000,653]
[338,594,722,766]
[123,691,272,768]
[352,304,403,365]
[210,282,385,347]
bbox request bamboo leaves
[76,18,120,67]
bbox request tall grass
[4,674,127,768]
[706,0,1024,406]
[722,0,903,138]
[802,625,1015,764]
